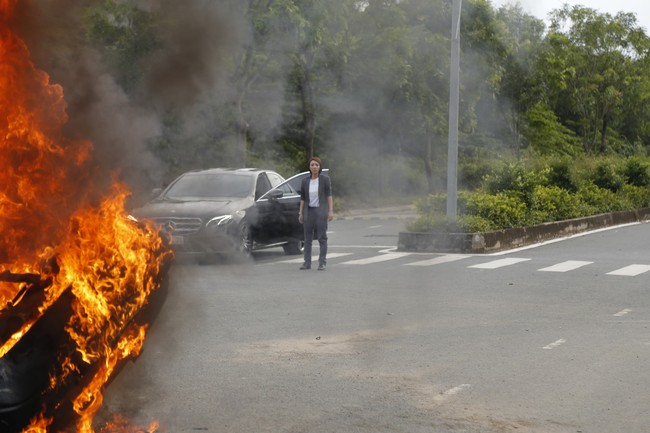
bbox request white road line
[330,245,395,249]
[538,260,593,272]
[487,222,641,255]
[605,320,650,324]
[276,252,353,264]
[607,264,650,276]
[468,257,531,269]
[543,339,566,350]
[434,384,471,402]
[340,252,412,265]
[405,254,472,267]
[368,225,383,229]
[613,308,633,317]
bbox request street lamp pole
[446,0,462,218]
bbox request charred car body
[130,168,312,258]
[0,225,172,433]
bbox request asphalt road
[99,217,650,433]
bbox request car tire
[283,240,304,255]
[237,222,253,256]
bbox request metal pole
[446,0,461,219]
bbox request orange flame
[1,2,172,432]
[0,3,92,282]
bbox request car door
[255,178,302,244]
[284,168,329,193]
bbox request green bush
[413,193,446,216]
[408,156,650,234]
[619,184,650,209]
[575,183,623,213]
[406,215,443,233]
[528,185,584,223]
[591,160,624,192]
[463,191,529,228]
[547,157,578,192]
[406,215,464,233]
[457,215,498,232]
[482,161,549,205]
[622,157,650,187]
[459,159,494,191]
[407,211,498,233]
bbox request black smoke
[10,0,236,206]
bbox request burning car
[0,189,174,433]
[1,3,174,432]
[0,191,174,433]
[130,168,311,258]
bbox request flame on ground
[1,1,173,432]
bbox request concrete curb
[397,207,650,254]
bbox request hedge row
[408,156,650,233]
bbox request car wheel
[283,240,304,255]
[237,222,253,256]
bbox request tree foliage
[79,0,650,204]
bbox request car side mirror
[266,189,283,200]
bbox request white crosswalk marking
[468,257,531,269]
[271,250,650,278]
[538,260,593,272]
[606,264,650,276]
[543,338,566,350]
[405,254,471,267]
[613,309,632,317]
[277,252,353,264]
[340,252,412,265]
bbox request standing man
[298,156,333,270]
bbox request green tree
[84,1,158,97]
[522,102,581,155]
[348,0,450,193]
[282,0,356,159]
[618,47,650,152]
[221,0,312,166]
[545,5,650,154]
[493,3,546,155]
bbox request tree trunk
[300,68,316,158]
[599,117,608,153]
[234,95,248,166]
[423,158,434,194]
[231,42,259,167]
[424,134,435,193]
[510,107,521,158]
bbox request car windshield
[164,173,254,199]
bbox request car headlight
[206,215,234,229]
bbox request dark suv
[130,168,308,257]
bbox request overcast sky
[491,1,650,32]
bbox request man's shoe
[317,264,326,271]
[300,263,311,270]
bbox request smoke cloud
[10,0,238,205]
[142,1,235,109]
